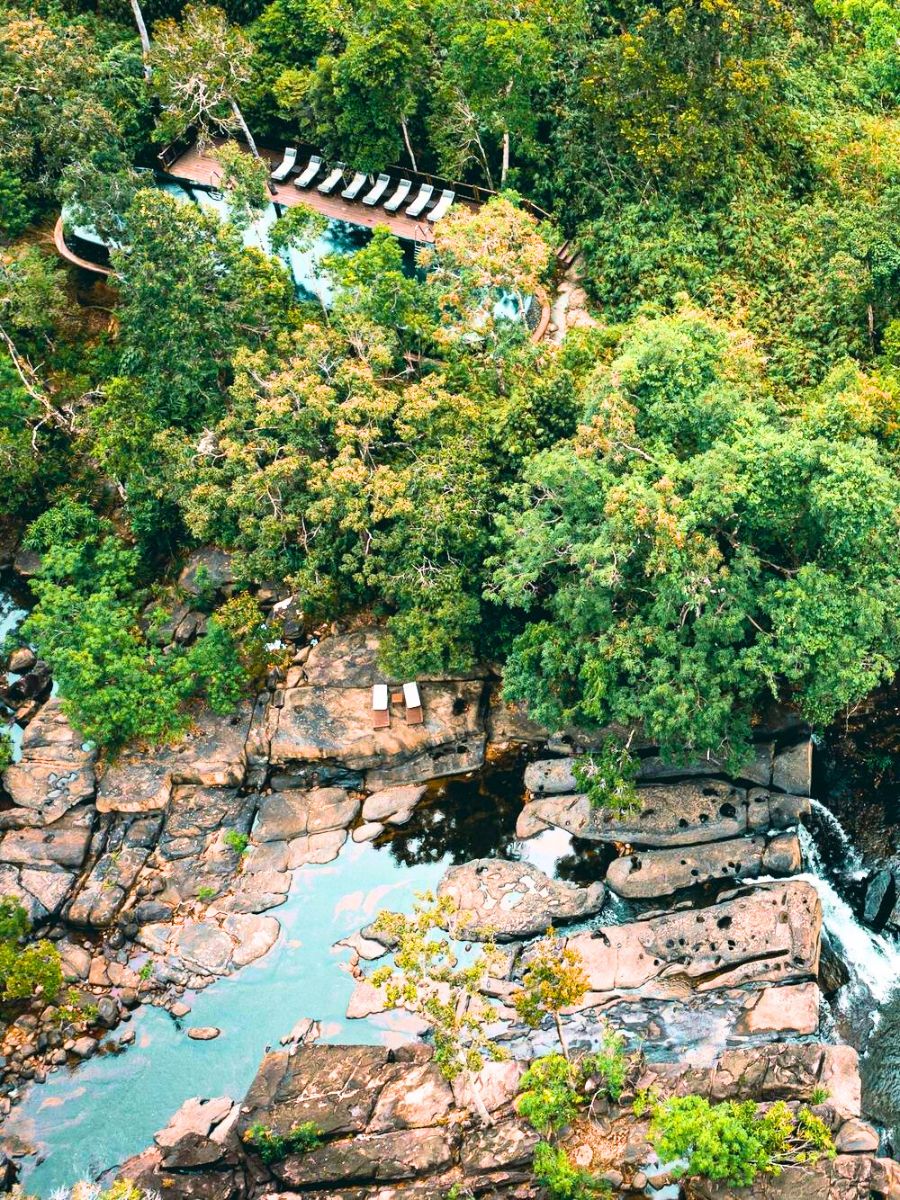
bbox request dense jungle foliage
[2,0,900,762]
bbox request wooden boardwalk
[166,143,476,244]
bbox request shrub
[513,933,590,1057]
[196,885,217,902]
[0,897,62,1004]
[224,830,250,855]
[243,1121,321,1163]
[572,742,640,818]
[516,1054,580,1137]
[580,1023,629,1102]
[649,1096,835,1187]
[532,1142,609,1199]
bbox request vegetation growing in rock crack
[242,1120,322,1163]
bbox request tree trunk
[129,0,152,81]
[401,118,418,173]
[469,1073,495,1127]
[500,130,510,188]
[554,1012,570,1061]
[229,98,262,160]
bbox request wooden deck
[166,143,477,243]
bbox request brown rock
[605,834,800,899]
[2,699,96,824]
[438,858,605,941]
[565,881,820,998]
[734,982,820,1036]
[254,788,359,841]
[835,1118,880,1154]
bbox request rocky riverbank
[0,598,897,1197]
[112,1037,898,1200]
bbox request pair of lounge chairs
[372,682,423,729]
[268,148,322,189]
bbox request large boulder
[562,881,821,999]
[605,833,801,899]
[518,781,809,848]
[96,704,254,813]
[254,788,359,842]
[437,858,605,941]
[267,681,487,788]
[0,805,94,869]
[2,699,96,825]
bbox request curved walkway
[53,217,113,277]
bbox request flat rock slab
[734,981,820,1036]
[240,1044,447,1138]
[437,858,605,941]
[519,782,809,848]
[254,788,359,842]
[563,880,820,998]
[0,805,94,870]
[2,698,96,824]
[276,1126,455,1188]
[97,703,253,813]
[267,682,486,787]
[605,833,801,898]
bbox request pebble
[187,1027,220,1041]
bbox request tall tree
[150,4,262,157]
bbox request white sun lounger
[383,178,412,212]
[405,184,434,218]
[363,174,391,206]
[403,681,423,725]
[318,163,347,194]
[372,683,390,729]
[427,189,455,223]
[341,171,368,200]
[293,155,322,189]
[270,146,297,182]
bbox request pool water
[9,764,578,1195]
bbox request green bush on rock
[532,1142,610,1200]
[243,1120,322,1163]
[0,898,62,1005]
[648,1095,835,1186]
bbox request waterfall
[799,823,900,1005]
[806,798,866,880]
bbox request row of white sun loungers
[268,148,455,222]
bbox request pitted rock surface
[518,781,809,847]
[437,857,605,940]
[605,833,801,898]
[562,880,821,997]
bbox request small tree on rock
[369,892,508,1125]
[512,929,589,1060]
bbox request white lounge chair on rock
[270,146,297,181]
[427,189,455,222]
[363,173,391,206]
[318,163,347,194]
[341,171,368,200]
[383,178,412,212]
[293,155,322,189]
[405,183,434,218]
